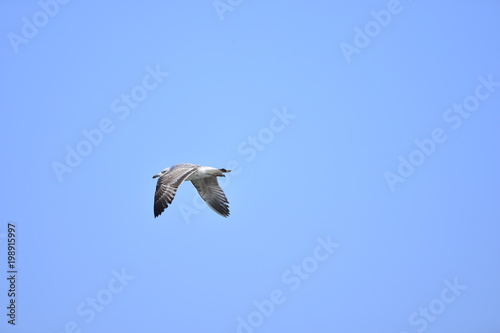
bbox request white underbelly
[186,167,219,181]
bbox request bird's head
[152,167,171,179]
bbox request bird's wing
[154,165,199,218]
[191,177,230,217]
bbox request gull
[152,163,231,218]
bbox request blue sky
[1,1,500,332]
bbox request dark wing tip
[154,207,162,218]
[153,205,162,218]
[154,196,169,218]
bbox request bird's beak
[152,174,159,179]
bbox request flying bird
[152,163,231,218]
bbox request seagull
[152,163,231,218]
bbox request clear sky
[1,1,499,332]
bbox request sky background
[1,1,499,332]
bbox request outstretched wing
[154,165,198,218]
[191,177,230,217]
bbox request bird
[152,163,231,218]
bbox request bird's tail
[217,168,231,177]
